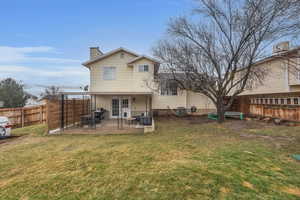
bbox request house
[232,42,300,121]
[240,42,300,96]
[82,47,215,119]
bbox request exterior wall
[240,59,290,95]
[88,49,216,113]
[152,89,187,109]
[186,91,215,109]
[240,51,300,96]
[288,56,300,86]
[89,52,154,93]
[95,95,150,118]
[152,89,216,112]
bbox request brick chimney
[90,47,103,59]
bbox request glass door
[112,98,120,117]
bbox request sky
[0,0,194,95]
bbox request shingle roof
[82,47,140,67]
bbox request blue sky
[0,0,194,95]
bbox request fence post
[21,108,24,127]
[73,99,75,126]
[40,106,43,123]
[45,100,50,134]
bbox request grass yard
[0,117,300,200]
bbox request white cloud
[0,46,88,95]
[0,65,28,72]
[0,65,88,78]
[0,46,80,63]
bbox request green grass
[11,124,47,136]
[0,118,300,200]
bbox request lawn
[0,117,300,200]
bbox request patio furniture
[80,114,93,127]
[140,116,152,126]
[126,117,136,127]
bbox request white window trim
[103,67,116,80]
[138,64,149,72]
[160,82,178,96]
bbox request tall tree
[0,78,28,108]
[153,0,300,123]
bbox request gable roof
[252,46,300,67]
[82,47,140,67]
[127,55,160,65]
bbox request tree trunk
[217,98,226,123]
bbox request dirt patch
[240,133,295,149]
[282,187,300,197]
[220,187,230,194]
[240,134,294,141]
[243,181,254,189]
[0,136,22,145]
[185,115,215,124]
[224,120,274,132]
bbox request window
[122,99,129,108]
[294,98,298,105]
[138,65,149,72]
[161,82,178,96]
[103,67,116,80]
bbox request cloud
[0,65,88,78]
[0,46,80,63]
[0,65,28,72]
[0,46,88,95]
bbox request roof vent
[90,47,103,59]
[273,41,290,54]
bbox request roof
[236,46,300,72]
[127,55,160,65]
[82,47,140,67]
[59,91,153,96]
[253,46,300,66]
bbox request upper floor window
[160,81,178,96]
[138,65,149,72]
[103,67,116,80]
[297,71,300,80]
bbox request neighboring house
[240,42,300,96]
[82,47,215,118]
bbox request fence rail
[47,99,90,132]
[0,105,46,128]
[230,92,300,122]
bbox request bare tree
[153,0,300,123]
[40,86,61,100]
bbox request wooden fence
[0,105,46,128]
[0,99,90,131]
[46,99,90,132]
[231,92,300,122]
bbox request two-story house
[82,47,215,119]
[240,42,300,96]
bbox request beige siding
[95,95,150,118]
[88,49,216,112]
[152,90,187,109]
[288,56,300,87]
[89,52,154,93]
[240,60,289,95]
[186,91,215,109]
